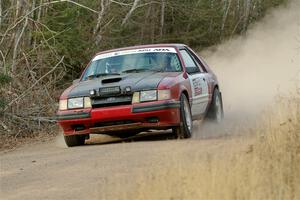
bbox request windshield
[81,48,182,81]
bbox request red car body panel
[58,101,180,136]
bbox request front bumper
[57,100,180,136]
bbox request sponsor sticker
[192,78,202,96]
[93,47,177,61]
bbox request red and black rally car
[57,44,223,147]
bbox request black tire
[173,94,193,139]
[64,135,86,147]
[206,88,224,122]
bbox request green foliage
[0,73,12,85]
[42,2,95,73]
[0,99,5,112]
[0,73,11,112]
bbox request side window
[179,50,200,74]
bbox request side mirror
[186,66,200,74]
[73,79,80,84]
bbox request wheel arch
[213,84,219,92]
[207,83,224,118]
[181,90,189,101]
[213,84,222,101]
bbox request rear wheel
[173,94,192,139]
[64,135,86,147]
[207,88,224,123]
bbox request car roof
[94,43,187,56]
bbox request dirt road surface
[1,130,251,200]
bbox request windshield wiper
[122,68,163,73]
[151,68,164,72]
[121,68,149,73]
[87,73,120,79]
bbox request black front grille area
[92,95,132,108]
[71,124,85,131]
[99,86,121,96]
[94,120,135,127]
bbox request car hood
[67,72,180,98]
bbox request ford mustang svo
[56,44,224,147]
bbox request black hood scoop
[102,77,122,84]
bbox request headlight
[140,90,157,102]
[68,97,84,109]
[132,90,171,104]
[59,99,67,110]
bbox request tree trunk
[93,0,111,46]
[122,0,141,26]
[221,0,232,38]
[209,0,215,33]
[11,0,27,73]
[243,0,251,33]
[0,0,2,28]
[29,0,36,46]
[160,0,165,38]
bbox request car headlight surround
[84,97,92,108]
[158,90,171,100]
[132,92,140,104]
[132,89,171,104]
[59,99,67,110]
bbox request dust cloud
[197,0,300,137]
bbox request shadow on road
[85,130,177,146]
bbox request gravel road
[0,129,246,200]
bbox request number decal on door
[192,78,202,96]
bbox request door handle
[203,78,206,81]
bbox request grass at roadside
[0,126,59,151]
[122,93,300,200]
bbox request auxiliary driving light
[90,90,96,96]
[125,86,131,93]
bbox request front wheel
[173,94,193,139]
[64,135,86,147]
